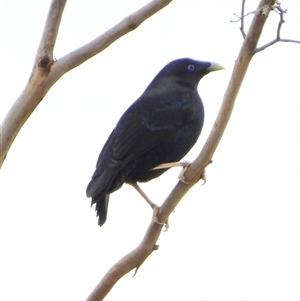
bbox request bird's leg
[130,182,169,230]
[130,182,156,209]
[151,161,191,170]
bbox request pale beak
[207,62,225,72]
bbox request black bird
[86,58,223,226]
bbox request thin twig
[232,1,300,53]
[230,0,255,41]
[275,5,286,39]
[230,9,256,38]
[240,0,246,38]
[230,10,255,23]
[255,2,300,53]
[255,38,300,52]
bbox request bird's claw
[152,205,169,231]
[178,161,194,184]
[178,163,190,184]
[178,164,207,185]
[200,170,206,185]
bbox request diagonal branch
[51,0,173,79]
[0,0,172,168]
[85,1,278,300]
[180,0,279,187]
[86,222,164,301]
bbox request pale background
[1,1,299,300]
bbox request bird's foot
[178,163,207,185]
[152,205,169,231]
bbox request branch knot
[37,56,53,74]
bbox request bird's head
[150,58,224,90]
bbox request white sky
[1,1,299,300]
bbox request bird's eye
[187,64,195,71]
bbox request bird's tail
[93,194,110,226]
[86,166,123,226]
[86,176,110,226]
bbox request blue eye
[187,64,195,71]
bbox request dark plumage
[86,58,223,226]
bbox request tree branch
[0,0,172,168]
[53,0,173,77]
[35,0,67,64]
[230,0,255,38]
[231,0,300,52]
[0,0,67,167]
[86,222,164,301]
[85,1,278,300]
[240,0,247,38]
[254,2,300,53]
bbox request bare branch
[230,10,255,23]
[240,0,247,38]
[254,2,300,53]
[86,1,278,300]
[255,37,300,52]
[35,0,67,64]
[54,0,173,76]
[183,0,278,185]
[231,0,300,53]
[0,0,67,167]
[275,4,286,39]
[0,0,172,168]
[86,222,164,301]
[230,0,255,39]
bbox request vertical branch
[0,0,67,167]
[276,6,285,39]
[35,0,67,63]
[240,0,246,38]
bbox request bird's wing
[111,88,198,164]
